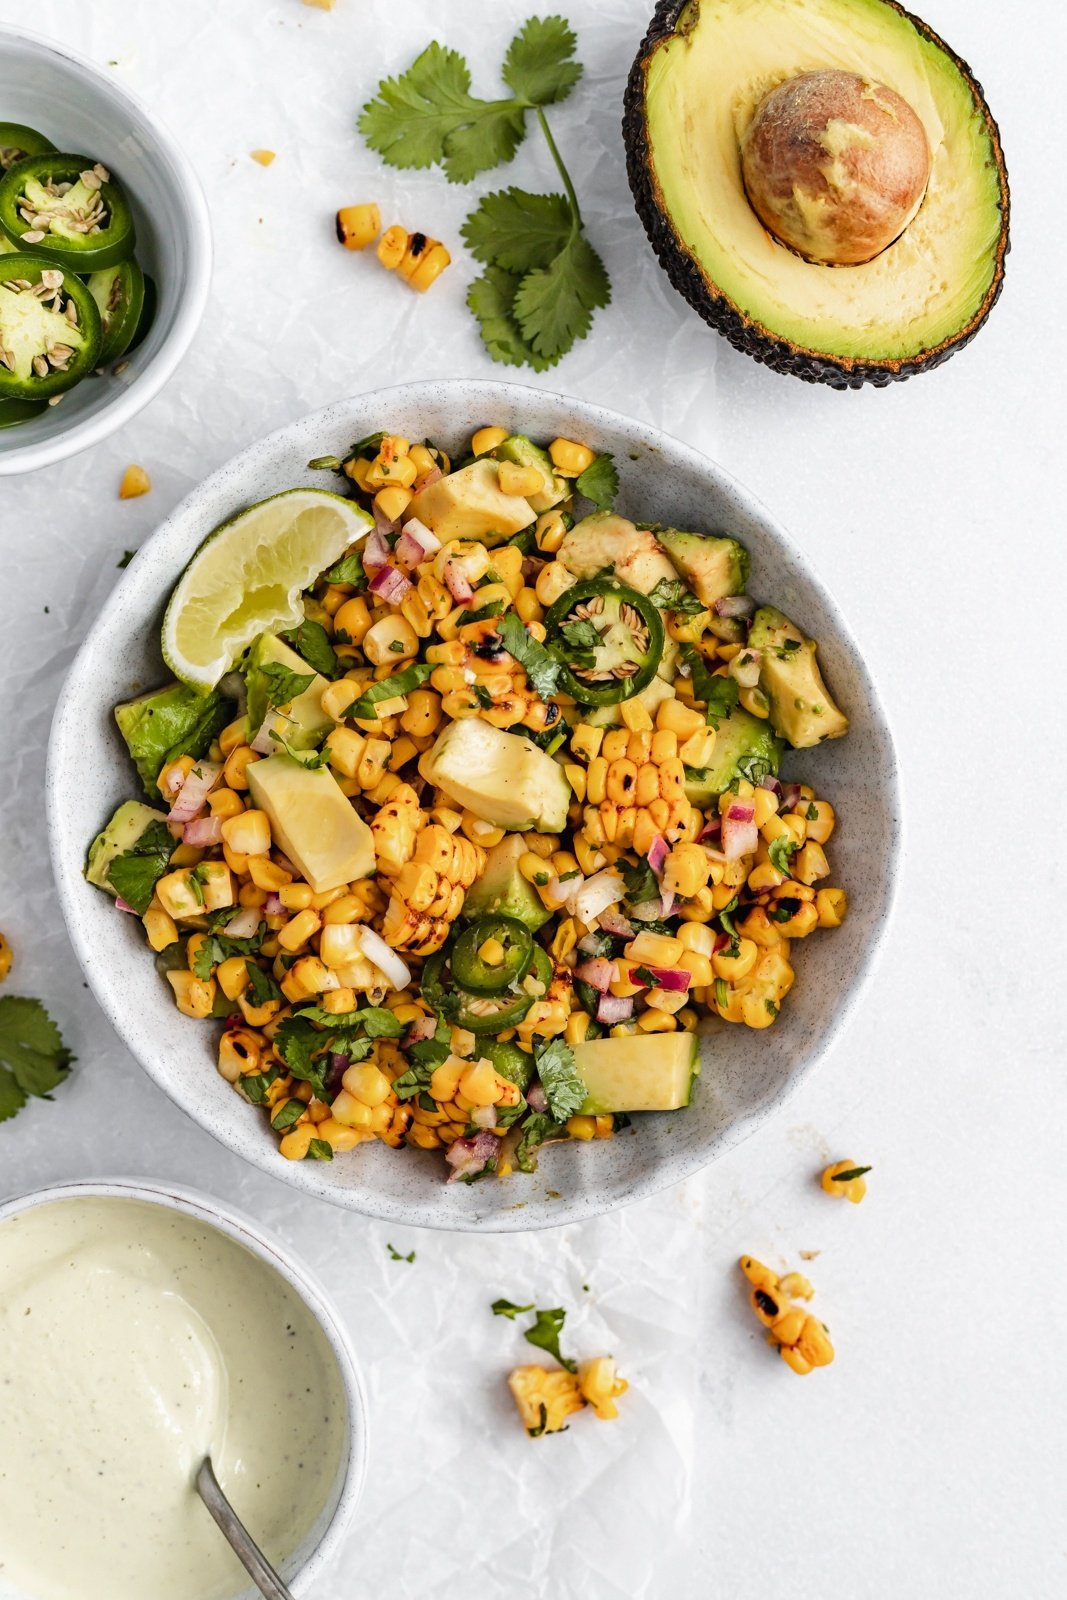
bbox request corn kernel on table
[0,2,1063,1597]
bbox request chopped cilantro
[524,1306,576,1372]
[648,577,704,615]
[270,1097,306,1131]
[492,1298,535,1319]
[497,611,561,700]
[830,1165,872,1183]
[683,647,740,729]
[514,1111,564,1172]
[0,996,74,1123]
[323,551,368,589]
[574,452,618,511]
[767,835,799,875]
[105,820,177,916]
[388,1243,416,1263]
[533,1038,585,1122]
[806,802,819,821]
[281,619,338,678]
[305,1138,334,1161]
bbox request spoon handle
[196,1456,297,1600]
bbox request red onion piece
[250,715,280,756]
[362,527,390,572]
[782,783,803,810]
[445,1130,501,1183]
[403,1014,438,1048]
[596,992,633,1025]
[114,897,138,914]
[372,502,400,539]
[394,531,428,572]
[633,964,691,993]
[167,760,221,824]
[759,776,782,796]
[698,817,722,842]
[400,516,440,556]
[183,816,222,847]
[599,910,635,939]
[660,889,676,917]
[715,593,756,618]
[369,563,413,605]
[727,801,755,823]
[526,1082,548,1115]
[415,465,442,491]
[264,892,285,915]
[647,834,668,876]
[722,812,758,861]
[470,1105,498,1130]
[442,559,474,604]
[575,957,616,993]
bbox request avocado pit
[740,69,931,266]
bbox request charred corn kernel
[471,426,508,455]
[567,1115,597,1141]
[749,1282,784,1327]
[796,1317,835,1368]
[519,851,552,887]
[458,1059,500,1106]
[793,842,830,886]
[645,987,686,1015]
[407,240,451,293]
[222,745,259,790]
[663,842,710,899]
[548,437,596,476]
[565,1010,592,1046]
[215,955,251,1001]
[508,1366,586,1435]
[604,759,636,805]
[821,1159,869,1203]
[207,787,244,821]
[626,931,684,967]
[142,903,178,953]
[277,883,313,912]
[278,908,321,951]
[333,597,374,648]
[375,484,413,523]
[677,950,713,987]
[217,1028,263,1083]
[166,970,216,1019]
[119,463,151,499]
[656,699,704,739]
[815,887,848,928]
[780,1344,813,1376]
[775,901,819,939]
[586,756,608,805]
[769,1307,807,1347]
[803,800,836,843]
[740,1256,779,1292]
[711,938,758,982]
[364,614,419,665]
[377,223,407,269]
[498,460,543,497]
[535,561,575,607]
[220,809,270,857]
[341,1061,392,1108]
[335,201,380,250]
[638,1008,678,1032]
[751,788,779,829]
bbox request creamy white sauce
[0,1197,347,1600]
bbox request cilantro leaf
[575,452,618,512]
[501,15,582,106]
[683,647,740,729]
[768,836,799,875]
[621,857,658,907]
[260,661,316,710]
[736,752,774,787]
[271,1097,306,1131]
[358,41,527,184]
[533,1039,585,1123]
[462,187,572,272]
[492,1298,535,1319]
[388,1243,416,1263]
[273,1015,331,1101]
[497,611,561,700]
[105,819,177,916]
[245,961,284,1009]
[515,1111,565,1172]
[347,662,433,720]
[557,618,599,653]
[714,977,729,1010]
[0,996,74,1122]
[649,577,704,615]
[512,231,610,360]
[281,620,337,679]
[239,1065,280,1105]
[458,600,505,627]
[524,1306,576,1372]
[323,551,368,589]
[305,1138,334,1161]
[467,267,554,372]
[391,1017,452,1099]
[190,923,266,983]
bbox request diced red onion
[442,559,474,604]
[727,801,755,823]
[369,563,413,605]
[250,714,281,756]
[713,931,730,954]
[114,896,138,914]
[729,650,762,689]
[225,906,262,939]
[327,1053,350,1097]
[782,783,802,810]
[526,1083,548,1115]
[372,502,400,539]
[183,815,222,847]
[400,516,440,555]
[470,1105,498,1130]
[568,868,625,926]
[715,594,756,618]
[599,910,635,938]
[660,890,676,916]
[403,1014,438,1048]
[722,812,758,861]
[634,964,691,993]
[702,846,728,865]
[362,527,390,572]
[264,892,285,915]
[167,760,221,824]
[395,531,428,572]
[575,957,616,993]
[415,465,442,491]
[698,817,721,842]
[759,776,782,796]
[445,1130,502,1183]
[596,992,633,1024]
[356,924,412,991]
[646,834,668,876]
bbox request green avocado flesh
[247,754,374,893]
[639,0,1008,366]
[86,800,166,891]
[115,681,232,799]
[659,528,749,607]
[748,606,849,748]
[574,1031,699,1114]
[684,706,782,803]
[462,834,552,932]
[244,632,332,752]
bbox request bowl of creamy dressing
[0,1180,367,1600]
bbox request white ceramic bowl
[48,378,902,1231]
[0,24,211,475]
[0,1177,367,1600]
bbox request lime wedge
[162,489,372,692]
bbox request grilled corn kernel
[803,799,836,843]
[336,202,380,250]
[821,1159,869,1203]
[364,615,419,665]
[548,438,596,476]
[377,224,407,270]
[792,842,830,886]
[207,787,244,821]
[498,461,543,497]
[278,908,322,952]
[220,809,271,857]
[375,484,413,523]
[535,561,575,607]
[166,970,216,1019]
[815,887,848,928]
[142,903,178,953]
[119,463,151,499]
[472,426,508,455]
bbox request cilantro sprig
[0,996,74,1123]
[106,819,177,917]
[361,17,609,370]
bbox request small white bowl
[47,378,902,1231]
[0,24,211,475]
[0,1177,367,1600]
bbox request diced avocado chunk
[559,512,676,595]
[462,834,551,931]
[247,754,374,892]
[574,1031,699,1114]
[494,434,567,513]
[407,457,536,544]
[658,528,749,608]
[115,681,232,799]
[419,719,571,833]
[748,606,849,750]
[244,633,332,752]
[85,800,168,892]
[683,707,783,803]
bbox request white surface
[0,1,1063,1597]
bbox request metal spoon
[196,1456,296,1600]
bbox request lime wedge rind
[161,488,371,692]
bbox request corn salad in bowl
[83,414,851,1187]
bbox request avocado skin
[623,0,1011,388]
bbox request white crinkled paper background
[0,2,1065,1597]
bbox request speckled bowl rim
[0,1177,368,1599]
[47,377,902,1231]
[0,22,212,476]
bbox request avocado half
[623,0,1010,388]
